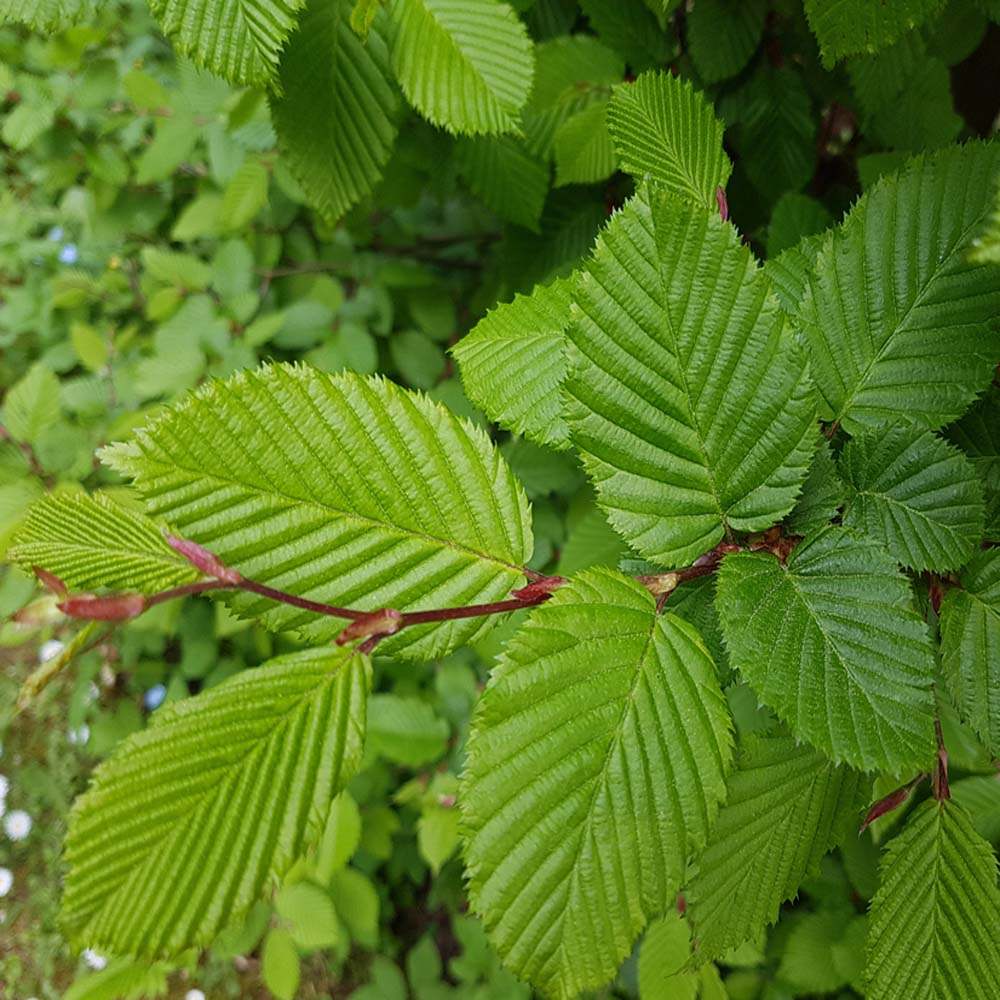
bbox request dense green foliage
[1,1,999,999]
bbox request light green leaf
[388,0,534,136]
[716,526,937,772]
[272,0,399,224]
[687,0,767,83]
[332,867,379,946]
[0,0,99,29]
[951,774,1000,842]
[462,568,732,999]
[276,881,342,950]
[566,188,816,568]
[141,247,211,290]
[553,100,618,186]
[368,694,449,766]
[453,275,573,449]
[456,136,548,230]
[262,927,301,1000]
[61,646,368,955]
[779,911,854,994]
[637,912,697,1000]
[9,492,199,595]
[687,734,867,960]
[839,422,984,571]
[607,71,730,209]
[314,792,362,881]
[2,363,60,446]
[220,158,269,230]
[969,176,1000,265]
[796,142,1000,432]
[418,802,460,873]
[100,364,532,660]
[940,549,1000,755]
[148,0,306,85]
[865,799,1000,999]
[63,958,171,1000]
[804,0,945,64]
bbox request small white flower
[82,948,107,971]
[67,725,90,746]
[0,774,8,800]
[4,810,32,841]
[0,867,12,897]
[185,990,206,1000]
[38,639,65,664]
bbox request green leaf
[61,646,368,955]
[566,188,816,568]
[637,912,698,1000]
[785,437,845,536]
[2,363,60,446]
[716,526,937,772]
[946,385,1000,492]
[272,0,400,224]
[779,911,856,994]
[462,568,732,999]
[332,867,379,946]
[368,694,449,766]
[766,193,833,257]
[867,58,962,152]
[456,136,548,230]
[687,734,867,960]
[314,792,362,881]
[804,0,945,65]
[9,491,200,595]
[100,364,532,660]
[262,927,301,1000]
[141,247,211,290]
[969,177,1000,265]
[0,0,98,29]
[453,275,573,449]
[148,0,305,85]
[940,549,1000,755]
[764,231,825,315]
[553,100,618,186]
[607,71,731,209]
[687,0,767,84]
[276,881,342,950]
[865,799,1000,999]
[418,802,460,873]
[951,774,1000,842]
[839,422,984,572]
[63,958,171,1000]
[387,0,534,136]
[220,158,269,231]
[795,142,1000,432]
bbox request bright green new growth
[606,72,731,209]
[865,800,1000,999]
[61,646,369,955]
[567,188,816,567]
[9,492,199,594]
[100,364,532,659]
[716,527,937,772]
[462,568,731,999]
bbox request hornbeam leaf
[100,364,532,660]
[606,71,731,209]
[61,646,368,956]
[716,526,937,772]
[9,492,199,595]
[566,188,816,568]
[839,422,984,572]
[687,734,868,960]
[946,385,1000,493]
[940,549,1000,755]
[272,0,400,224]
[148,0,306,86]
[795,142,1000,433]
[865,799,1000,999]
[804,0,945,65]
[452,276,574,449]
[387,0,534,136]
[462,568,732,999]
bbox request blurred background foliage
[0,0,998,997]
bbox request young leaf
[637,912,698,1000]
[687,734,867,960]
[61,646,368,956]
[566,188,816,568]
[452,276,574,449]
[606,71,731,209]
[939,549,1000,755]
[2,363,60,446]
[462,567,732,999]
[716,526,937,772]
[387,0,534,136]
[865,799,1000,999]
[839,422,984,572]
[220,158,269,230]
[553,100,618,187]
[100,364,532,659]
[272,0,400,224]
[795,142,1000,432]
[687,0,767,84]
[804,0,946,65]
[148,0,305,86]
[9,492,199,594]
[0,0,98,30]
[785,437,845,537]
